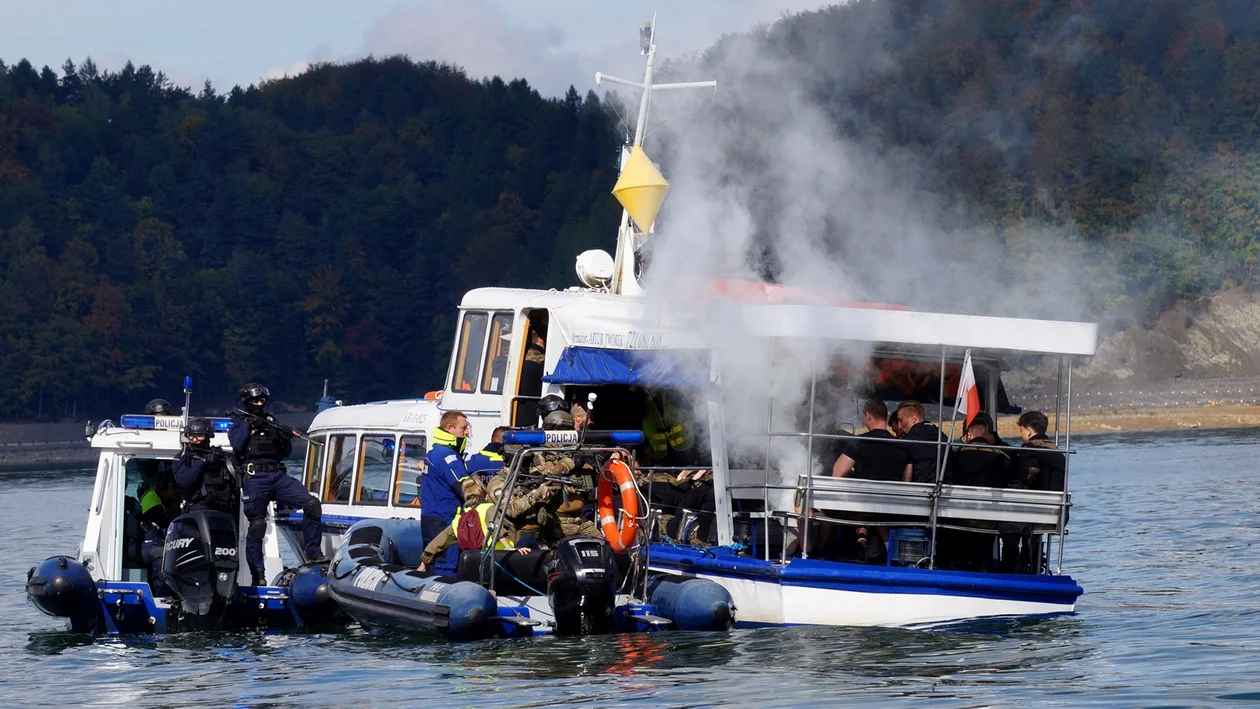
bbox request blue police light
[120,414,156,430]
[211,418,231,432]
[183,376,193,390]
[501,430,645,446]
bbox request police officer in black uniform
[228,384,324,586]
[173,417,239,515]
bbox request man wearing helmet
[173,417,238,515]
[531,405,600,544]
[228,383,324,585]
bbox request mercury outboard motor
[546,536,618,636]
[162,510,239,630]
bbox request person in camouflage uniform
[531,409,601,543]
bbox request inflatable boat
[328,517,734,640]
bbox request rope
[493,558,547,597]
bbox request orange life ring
[597,458,640,552]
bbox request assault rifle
[232,408,325,447]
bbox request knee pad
[303,496,322,522]
[248,518,268,542]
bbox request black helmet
[186,417,213,437]
[144,398,173,415]
[536,394,568,419]
[542,410,575,430]
[184,417,214,448]
[239,383,270,405]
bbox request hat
[543,410,575,429]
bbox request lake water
[3,429,1260,707]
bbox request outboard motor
[546,536,618,636]
[162,510,239,630]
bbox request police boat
[315,427,733,640]
[26,388,340,634]
[299,17,1095,630]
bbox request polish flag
[955,349,980,428]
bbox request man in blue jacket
[228,383,324,586]
[421,410,471,575]
[466,425,507,480]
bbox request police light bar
[119,414,230,432]
[501,429,645,446]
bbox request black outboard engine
[546,536,618,636]
[162,510,239,630]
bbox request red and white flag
[955,349,980,428]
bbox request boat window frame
[354,433,398,506]
[323,434,360,504]
[393,434,428,506]
[480,311,515,395]
[450,310,490,394]
[303,435,326,494]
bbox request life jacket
[453,502,514,552]
[644,394,690,457]
[431,427,468,456]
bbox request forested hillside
[4,0,1260,419]
[0,57,621,418]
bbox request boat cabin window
[324,434,359,503]
[357,435,396,505]
[452,311,489,393]
[123,456,174,500]
[303,436,326,494]
[481,311,514,395]
[393,435,427,506]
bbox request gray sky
[4,0,828,96]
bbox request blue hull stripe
[649,545,1082,606]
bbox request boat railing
[483,443,644,595]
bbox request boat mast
[596,15,716,295]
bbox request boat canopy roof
[308,399,437,434]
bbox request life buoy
[597,458,640,552]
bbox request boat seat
[456,549,551,595]
[793,475,1068,533]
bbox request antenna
[182,375,193,428]
[595,17,717,295]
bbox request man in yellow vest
[418,478,534,572]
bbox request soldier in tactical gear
[228,383,324,585]
[145,398,174,415]
[173,417,239,515]
[532,409,600,544]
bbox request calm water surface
[3,429,1260,707]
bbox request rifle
[233,408,325,447]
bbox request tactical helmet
[543,410,575,430]
[186,417,213,437]
[536,394,568,419]
[239,383,270,405]
[184,417,214,448]
[144,398,173,415]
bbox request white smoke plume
[629,18,1087,501]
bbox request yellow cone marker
[612,147,669,233]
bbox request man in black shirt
[828,399,911,561]
[895,400,948,484]
[951,418,1012,488]
[832,399,912,482]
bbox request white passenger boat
[281,17,1095,629]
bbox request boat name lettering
[353,567,387,591]
[571,330,666,349]
[401,412,427,425]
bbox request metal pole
[928,347,948,569]
[1053,357,1063,446]
[708,354,735,547]
[764,339,776,562]
[801,350,818,559]
[1057,357,1074,574]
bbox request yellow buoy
[612,147,669,232]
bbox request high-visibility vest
[450,502,514,551]
[644,395,690,456]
